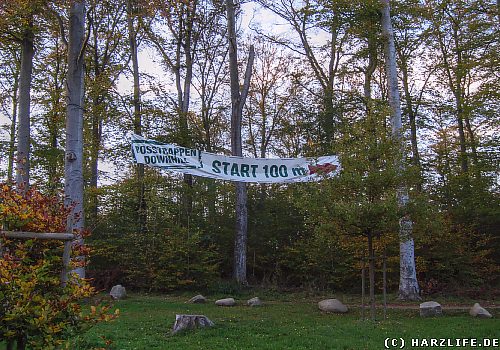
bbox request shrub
[0,184,117,350]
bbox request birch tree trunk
[65,0,86,278]
[380,0,420,301]
[15,24,34,191]
[226,0,254,285]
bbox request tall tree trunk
[226,0,254,285]
[127,0,146,233]
[380,0,420,301]
[89,97,100,224]
[47,41,63,193]
[454,86,468,174]
[16,24,34,191]
[89,28,101,227]
[48,113,60,191]
[88,39,101,227]
[180,2,197,226]
[364,33,377,319]
[7,66,19,183]
[322,18,340,150]
[65,0,86,278]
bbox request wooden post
[361,253,365,320]
[383,250,387,319]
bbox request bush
[0,184,117,350]
[88,227,220,292]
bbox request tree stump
[171,314,214,335]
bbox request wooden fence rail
[0,231,75,286]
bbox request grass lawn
[65,293,499,350]
[1,292,498,349]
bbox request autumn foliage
[0,184,118,350]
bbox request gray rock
[188,294,207,304]
[110,284,127,300]
[419,301,442,317]
[172,314,214,335]
[469,303,492,318]
[318,299,348,313]
[247,297,262,307]
[215,297,236,307]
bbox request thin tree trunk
[455,90,469,173]
[180,2,197,226]
[88,25,101,226]
[48,114,60,191]
[65,0,86,278]
[89,97,100,223]
[127,0,146,233]
[453,21,469,173]
[368,232,375,321]
[7,67,19,183]
[364,34,377,320]
[47,40,63,193]
[436,19,469,174]
[226,0,254,285]
[464,115,479,170]
[380,0,420,301]
[16,24,34,191]
[400,58,422,191]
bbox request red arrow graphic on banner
[308,163,338,175]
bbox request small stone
[318,299,348,313]
[247,297,262,307]
[469,303,492,318]
[110,285,127,300]
[419,301,442,317]
[188,295,207,304]
[215,297,236,306]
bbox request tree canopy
[0,0,498,297]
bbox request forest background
[0,0,499,298]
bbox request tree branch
[239,45,255,110]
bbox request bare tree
[191,3,229,220]
[245,37,292,159]
[144,0,201,224]
[86,0,128,227]
[255,0,348,150]
[226,0,254,285]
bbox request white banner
[131,134,340,183]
